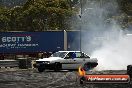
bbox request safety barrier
[0,60,19,68]
[127,65,132,78]
[17,58,31,69]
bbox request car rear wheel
[83,62,98,71]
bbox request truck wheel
[54,62,61,71]
[38,67,44,72]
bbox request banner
[0,32,64,53]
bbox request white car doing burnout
[35,51,98,72]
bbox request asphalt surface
[0,69,131,88]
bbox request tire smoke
[91,31,132,70]
[80,0,132,70]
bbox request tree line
[0,0,132,32]
[0,0,79,31]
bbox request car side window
[76,52,90,58]
[65,52,76,59]
[75,52,82,58]
[64,52,90,59]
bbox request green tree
[18,0,76,31]
[0,6,10,31]
[0,0,78,31]
[119,0,132,15]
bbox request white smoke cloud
[91,30,132,70]
[80,0,132,70]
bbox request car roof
[58,51,90,57]
[58,51,81,53]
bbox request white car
[35,51,98,72]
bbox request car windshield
[51,52,67,58]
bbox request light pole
[80,0,82,51]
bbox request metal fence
[0,60,19,68]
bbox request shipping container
[0,31,64,53]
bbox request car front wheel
[54,62,61,71]
[38,67,45,72]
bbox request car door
[61,52,77,69]
[62,52,88,69]
[72,52,87,69]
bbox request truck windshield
[51,52,67,58]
